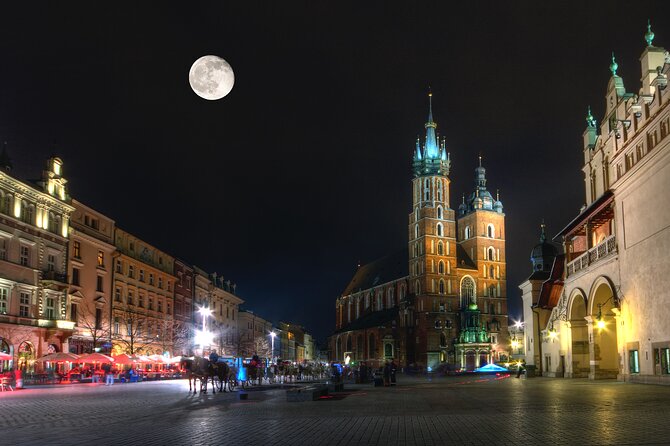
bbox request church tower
[457,158,507,350]
[408,92,459,367]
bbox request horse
[211,361,235,392]
[180,357,215,394]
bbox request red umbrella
[78,353,113,364]
[35,352,80,363]
[112,354,137,365]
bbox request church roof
[341,248,408,296]
[456,244,478,270]
[333,307,398,334]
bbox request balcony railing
[567,235,617,277]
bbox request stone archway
[568,291,589,378]
[589,280,619,379]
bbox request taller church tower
[408,93,460,367]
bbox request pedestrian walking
[516,360,526,378]
[383,361,391,387]
[390,359,397,385]
[103,363,114,386]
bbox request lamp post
[270,331,276,364]
[197,306,213,353]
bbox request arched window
[436,223,443,236]
[438,261,445,274]
[489,285,496,297]
[490,266,495,278]
[399,284,406,299]
[414,224,419,239]
[487,224,495,238]
[414,207,419,221]
[437,180,443,201]
[464,226,471,239]
[437,242,443,255]
[415,280,421,295]
[437,206,443,219]
[460,276,475,308]
[439,280,445,294]
[388,288,395,307]
[21,201,34,225]
[424,179,430,201]
[488,247,495,261]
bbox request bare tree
[171,320,192,356]
[254,336,271,359]
[76,300,109,353]
[111,306,150,355]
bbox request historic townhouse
[237,310,272,358]
[192,266,243,356]
[330,94,509,371]
[522,25,670,384]
[0,155,75,369]
[172,259,194,355]
[111,229,176,356]
[67,200,116,354]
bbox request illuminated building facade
[172,259,194,355]
[330,95,509,370]
[67,200,116,354]
[0,155,75,369]
[523,25,670,383]
[237,310,272,358]
[111,229,176,356]
[192,266,243,356]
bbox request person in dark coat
[383,361,391,387]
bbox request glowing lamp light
[198,306,213,318]
[548,329,558,339]
[194,329,214,347]
[597,319,606,330]
[511,340,519,349]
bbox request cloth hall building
[329,95,509,371]
[520,25,670,384]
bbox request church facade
[520,25,670,384]
[329,94,509,371]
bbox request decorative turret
[645,19,655,47]
[412,92,450,178]
[608,52,627,97]
[462,156,495,213]
[530,222,559,273]
[584,106,598,150]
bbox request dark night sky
[1,2,668,344]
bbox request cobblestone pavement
[1,374,669,446]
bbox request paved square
[1,375,669,445]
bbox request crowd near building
[328,94,510,371]
[520,24,670,384]
[0,150,316,372]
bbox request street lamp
[270,331,276,364]
[196,306,213,353]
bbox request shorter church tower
[455,158,508,367]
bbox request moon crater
[189,55,234,100]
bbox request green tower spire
[586,106,596,128]
[609,52,618,76]
[645,19,655,47]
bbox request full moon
[189,55,235,100]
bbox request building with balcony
[67,200,116,354]
[0,155,75,371]
[111,229,176,356]
[523,25,670,384]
